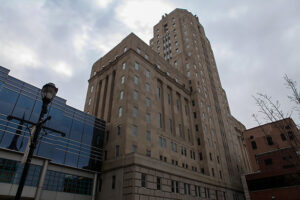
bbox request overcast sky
[0,0,299,128]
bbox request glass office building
[0,66,105,198]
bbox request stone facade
[84,8,251,200]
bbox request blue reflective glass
[0,68,105,171]
[0,88,19,115]
[12,94,35,120]
[43,170,93,195]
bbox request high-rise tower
[85,8,251,200]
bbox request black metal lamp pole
[14,83,58,200]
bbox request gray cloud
[0,0,299,128]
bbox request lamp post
[14,83,58,200]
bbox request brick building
[84,8,251,200]
[243,118,300,200]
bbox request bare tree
[252,75,300,169]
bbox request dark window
[193,112,197,119]
[219,171,222,179]
[184,183,187,194]
[117,125,121,136]
[104,151,107,160]
[264,159,273,165]
[98,178,102,192]
[217,156,220,163]
[199,152,203,160]
[195,185,198,197]
[201,168,205,174]
[141,173,146,187]
[171,180,175,192]
[157,177,161,190]
[116,145,119,157]
[266,136,274,145]
[280,133,287,141]
[195,125,199,131]
[212,168,215,176]
[197,138,201,145]
[112,175,116,189]
[192,100,195,106]
[251,141,257,149]
[176,181,179,193]
[288,131,294,140]
[160,155,163,160]
[209,153,212,161]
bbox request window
[146,113,150,124]
[116,145,119,157]
[132,125,137,136]
[124,47,127,52]
[163,138,167,148]
[141,173,146,187]
[145,54,149,59]
[121,76,125,84]
[157,87,161,99]
[264,159,273,165]
[146,131,151,141]
[135,62,139,70]
[174,61,178,68]
[195,124,199,132]
[158,113,162,128]
[134,90,138,100]
[266,136,274,145]
[120,90,124,100]
[90,86,94,92]
[146,98,150,107]
[118,107,123,117]
[171,180,175,192]
[134,75,139,85]
[219,171,223,179]
[104,151,107,160]
[159,136,163,147]
[209,153,212,161]
[168,93,171,104]
[132,145,137,152]
[146,70,150,78]
[251,141,257,149]
[169,119,173,134]
[184,183,187,194]
[178,124,182,136]
[146,150,151,157]
[199,152,203,160]
[88,98,91,105]
[117,125,121,136]
[197,138,201,145]
[133,107,138,117]
[122,62,126,70]
[112,175,116,189]
[137,48,141,54]
[288,131,294,140]
[146,83,150,92]
[212,168,215,176]
[281,133,287,141]
[157,177,161,190]
[193,112,197,119]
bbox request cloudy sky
[0,0,299,128]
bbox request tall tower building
[85,8,251,200]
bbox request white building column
[34,159,49,200]
[91,173,98,200]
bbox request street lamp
[14,83,58,200]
